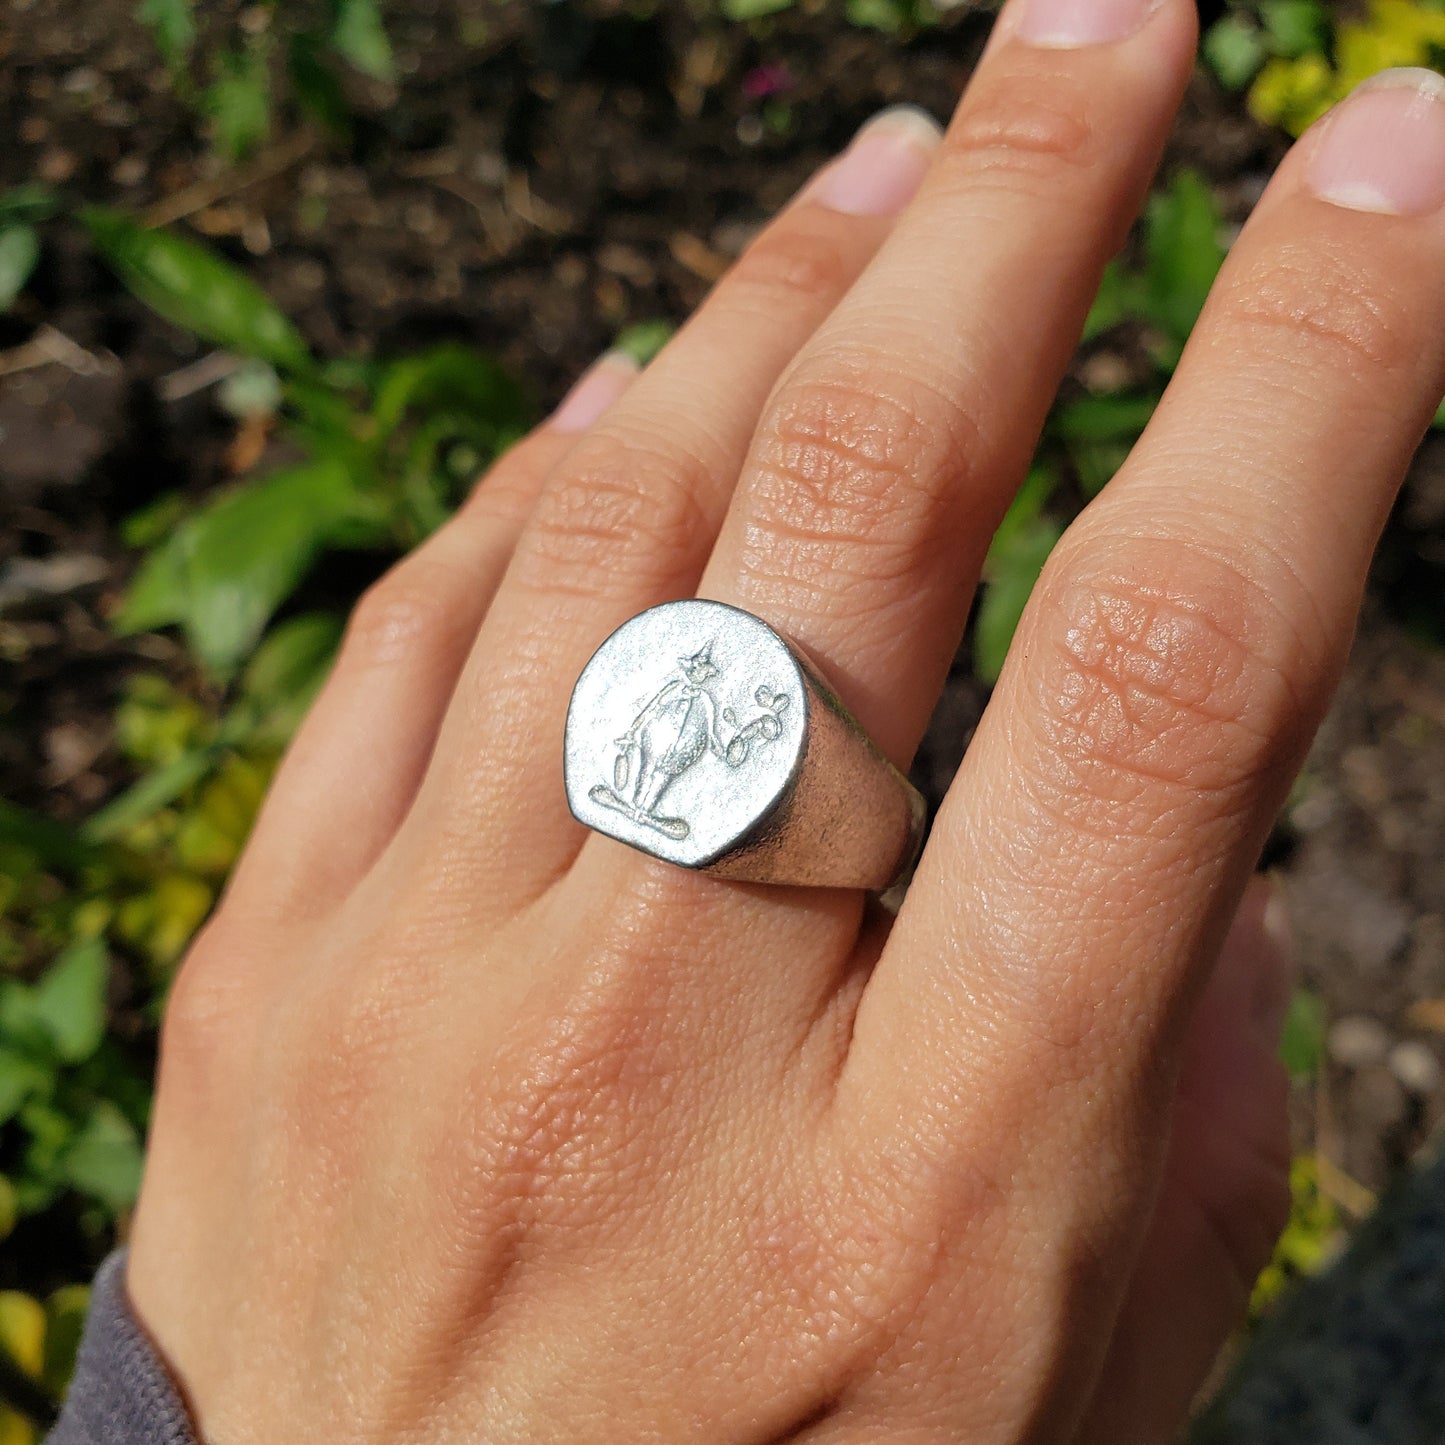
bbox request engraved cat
[589,643,790,840]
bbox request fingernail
[549,350,639,434]
[813,105,942,217]
[1010,0,1163,48]
[1307,69,1445,216]
[1253,875,1297,1044]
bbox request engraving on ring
[588,642,790,841]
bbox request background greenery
[2,0,1444,1437]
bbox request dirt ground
[3,0,1443,1248]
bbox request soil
[3,0,1445,1431]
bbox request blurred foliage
[1205,0,1445,135]
[613,319,676,368]
[84,211,530,677]
[0,1285,87,1442]
[1279,986,1329,1080]
[0,188,59,315]
[138,0,395,160]
[721,0,953,34]
[1249,1156,1344,1318]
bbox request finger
[225,353,638,919]
[390,110,944,906]
[699,0,1197,767]
[842,67,1445,1413]
[1075,877,1293,1445]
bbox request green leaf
[18,1098,71,1156]
[288,32,352,137]
[203,42,272,162]
[1260,0,1328,58]
[0,1047,52,1127]
[1142,170,1226,348]
[1279,986,1328,1079]
[1070,439,1133,500]
[1204,15,1267,90]
[845,0,932,34]
[84,209,310,370]
[369,344,528,441]
[115,530,188,636]
[989,465,1056,553]
[114,459,389,676]
[0,184,60,228]
[722,0,794,16]
[57,1102,144,1212]
[613,320,674,367]
[238,612,344,709]
[43,1285,90,1396]
[285,369,371,451]
[331,0,395,82]
[1081,261,1141,343]
[0,1176,15,1240]
[1054,391,1160,445]
[0,801,97,874]
[0,981,61,1067]
[139,0,196,68]
[29,938,108,1065]
[0,225,39,312]
[121,490,188,550]
[975,516,1064,685]
[82,750,217,845]
[224,612,343,747]
[1432,392,1445,429]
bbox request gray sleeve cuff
[45,1249,197,1445]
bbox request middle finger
[701,0,1197,767]
[389,111,943,905]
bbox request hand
[126,1,1445,1439]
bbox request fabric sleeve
[45,1248,197,1445]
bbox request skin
[125,2,1445,1440]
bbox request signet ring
[563,600,927,891]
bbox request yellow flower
[1249,53,1340,135]
[1337,20,1431,92]
[1369,0,1445,48]
[1250,2,1445,136]
[0,1293,45,1445]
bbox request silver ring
[564,599,927,891]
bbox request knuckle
[470,980,666,1228]
[263,953,418,1166]
[344,564,472,670]
[747,359,986,600]
[1215,235,1403,379]
[727,213,856,314]
[519,432,713,597]
[460,871,714,1224]
[937,70,1096,196]
[1021,533,1314,825]
[158,920,257,1097]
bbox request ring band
[564,600,927,890]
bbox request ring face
[564,600,808,870]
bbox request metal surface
[564,599,926,890]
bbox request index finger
[844,73,1445,1201]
